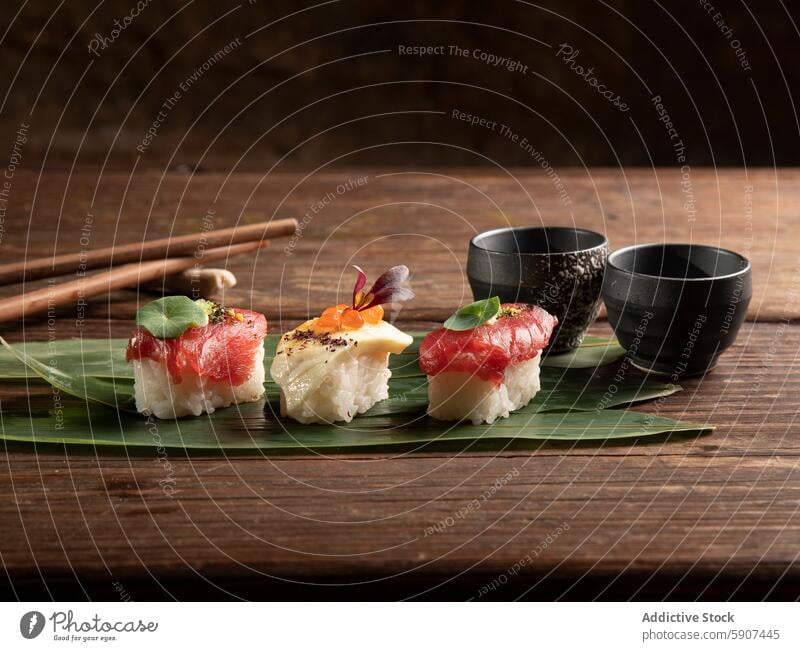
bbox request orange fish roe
[316,312,340,330]
[362,305,384,324]
[314,303,382,331]
[340,308,365,329]
[314,304,346,330]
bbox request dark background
[1,0,797,170]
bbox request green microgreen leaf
[443,296,501,331]
[135,296,209,339]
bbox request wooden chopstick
[0,240,268,324]
[0,217,297,287]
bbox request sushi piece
[419,299,557,425]
[270,265,414,424]
[126,296,267,418]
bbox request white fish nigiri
[270,265,414,424]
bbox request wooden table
[1,169,798,600]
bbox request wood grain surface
[1,169,798,600]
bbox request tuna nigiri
[126,297,267,418]
[271,265,414,424]
[419,299,557,424]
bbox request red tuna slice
[126,308,267,386]
[419,304,557,386]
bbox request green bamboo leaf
[542,335,627,368]
[0,338,131,379]
[0,331,704,454]
[0,337,135,411]
[0,393,711,451]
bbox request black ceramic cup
[602,243,752,377]
[467,226,608,352]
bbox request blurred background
[2,0,797,171]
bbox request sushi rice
[426,355,541,425]
[131,343,265,419]
[277,349,392,424]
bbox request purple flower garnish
[352,265,414,311]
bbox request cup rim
[607,243,751,282]
[470,226,608,256]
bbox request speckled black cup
[467,226,608,353]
